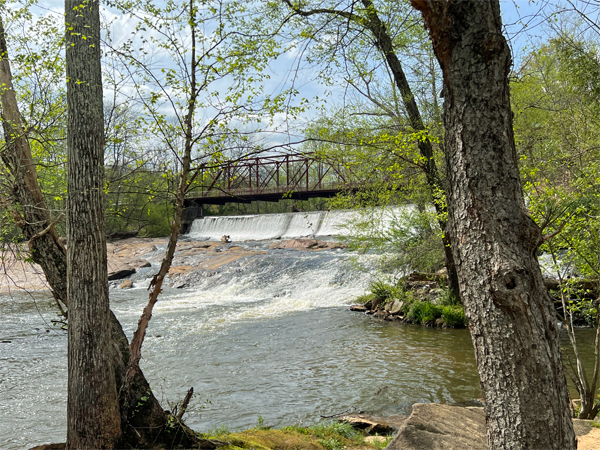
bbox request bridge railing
[186,153,359,200]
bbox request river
[0,210,593,450]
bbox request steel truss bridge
[183,153,362,222]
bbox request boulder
[387,299,404,315]
[119,279,133,289]
[128,258,151,269]
[386,403,486,450]
[387,403,600,450]
[270,239,318,249]
[107,267,136,280]
[350,305,368,312]
[270,239,347,250]
[370,296,383,310]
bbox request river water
[0,210,593,449]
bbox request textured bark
[1,11,201,450]
[65,1,121,447]
[410,1,576,449]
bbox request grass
[204,419,386,449]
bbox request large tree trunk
[65,1,121,446]
[0,13,193,450]
[407,1,576,449]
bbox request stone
[387,403,600,450]
[386,403,486,450]
[270,239,318,249]
[388,299,404,315]
[119,279,133,289]
[371,296,383,310]
[108,267,136,280]
[128,258,151,269]
[269,239,346,250]
[373,310,388,318]
[350,305,368,312]
[338,416,395,435]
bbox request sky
[8,0,596,153]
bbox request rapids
[2,209,590,450]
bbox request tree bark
[409,1,576,449]
[65,1,121,447]
[0,11,179,450]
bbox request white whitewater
[187,210,359,241]
[186,207,407,241]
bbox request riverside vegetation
[352,273,466,328]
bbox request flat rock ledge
[270,238,346,250]
[386,403,600,450]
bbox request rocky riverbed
[0,237,345,293]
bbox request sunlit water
[0,210,593,449]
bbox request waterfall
[187,210,357,241]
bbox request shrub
[369,280,398,301]
[440,305,467,327]
[354,293,378,305]
[407,301,441,324]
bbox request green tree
[274,0,459,296]
[512,33,600,420]
[402,1,576,448]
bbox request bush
[407,301,441,324]
[354,293,378,305]
[440,305,467,327]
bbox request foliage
[360,279,466,328]
[512,30,600,420]
[369,279,401,301]
[207,420,384,450]
[342,206,445,277]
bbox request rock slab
[386,403,486,450]
[386,403,600,450]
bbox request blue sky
[11,0,585,151]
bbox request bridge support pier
[181,205,203,234]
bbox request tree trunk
[409,1,576,448]
[65,1,121,447]
[0,12,183,450]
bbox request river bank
[29,402,600,450]
[350,271,600,328]
[2,234,597,450]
